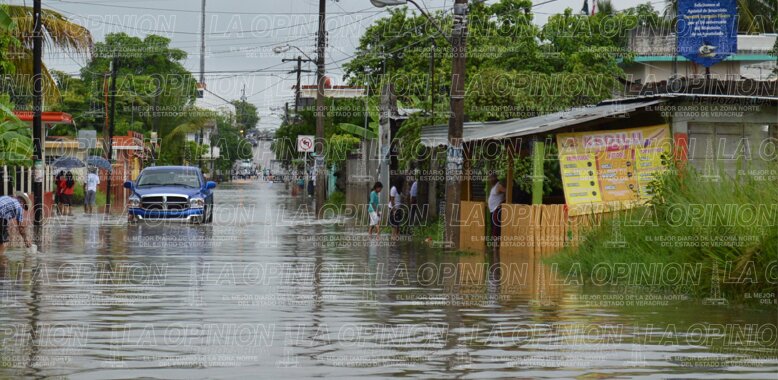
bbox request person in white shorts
[368,181,383,240]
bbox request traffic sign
[297,135,314,153]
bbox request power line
[49,4,381,36]
[54,0,426,15]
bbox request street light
[272,44,314,61]
[274,44,315,116]
[369,0,407,7]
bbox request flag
[581,0,589,15]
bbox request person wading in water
[367,182,383,240]
[487,173,505,249]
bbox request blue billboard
[677,0,738,67]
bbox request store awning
[420,99,665,147]
[13,111,74,124]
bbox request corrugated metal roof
[391,107,424,120]
[420,99,664,147]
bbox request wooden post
[463,144,471,202]
[532,141,544,205]
[428,149,438,219]
[505,147,514,204]
[417,146,429,223]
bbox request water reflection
[0,182,774,378]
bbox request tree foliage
[231,100,260,131]
[273,98,367,168]
[3,4,92,104]
[341,1,661,171]
[0,95,32,166]
[75,33,197,139]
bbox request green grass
[412,217,444,242]
[548,163,778,299]
[322,191,347,214]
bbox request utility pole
[105,55,118,213]
[198,0,206,169]
[429,41,436,126]
[151,82,160,165]
[295,57,302,112]
[199,0,206,85]
[445,0,468,248]
[239,84,248,135]
[314,0,327,217]
[282,56,313,114]
[32,0,43,226]
[241,84,247,110]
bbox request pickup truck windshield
[137,171,201,188]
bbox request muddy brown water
[0,181,775,379]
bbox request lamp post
[371,0,467,248]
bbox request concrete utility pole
[200,0,206,85]
[295,57,303,112]
[314,0,327,217]
[32,0,43,225]
[105,55,118,213]
[429,41,436,126]
[445,0,468,248]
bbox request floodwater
[0,181,776,379]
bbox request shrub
[549,163,778,299]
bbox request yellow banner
[556,124,672,216]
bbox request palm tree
[0,5,92,102]
[664,0,777,33]
[160,107,220,165]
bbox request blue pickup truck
[124,166,216,224]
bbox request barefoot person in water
[0,192,32,254]
[368,182,383,240]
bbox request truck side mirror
[123,181,133,189]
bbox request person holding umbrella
[62,171,76,216]
[54,170,65,215]
[52,157,86,217]
[0,192,32,254]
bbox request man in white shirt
[487,173,505,248]
[388,177,405,240]
[84,169,100,214]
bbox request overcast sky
[17,0,662,129]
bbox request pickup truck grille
[141,195,189,210]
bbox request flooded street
[0,182,776,379]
